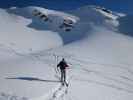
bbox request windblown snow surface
[0,5,133,100]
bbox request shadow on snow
[6,77,60,83]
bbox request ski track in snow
[74,78,133,94]
[31,76,71,100]
[0,92,28,100]
[76,69,133,93]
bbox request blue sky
[0,0,132,14]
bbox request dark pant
[60,69,66,83]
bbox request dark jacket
[57,60,68,70]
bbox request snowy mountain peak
[8,6,79,23]
[78,5,125,20]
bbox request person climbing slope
[57,58,69,86]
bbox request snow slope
[0,8,63,54]
[0,5,133,100]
